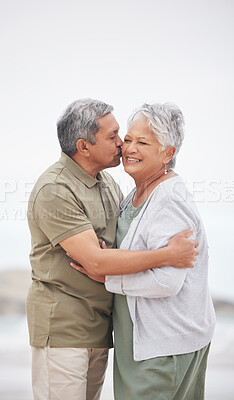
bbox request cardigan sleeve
[105,275,124,295]
[106,201,197,298]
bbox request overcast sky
[1,0,233,177]
[0,0,233,298]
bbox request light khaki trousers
[31,345,109,400]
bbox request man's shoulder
[29,160,69,202]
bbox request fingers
[191,249,199,264]
[70,262,88,275]
[182,228,194,238]
[191,249,199,260]
[190,240,199,248]
[70,262,78,270]
[101,241,108,249]
[174,228,194,238]
[185,248,199,269]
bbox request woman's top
[105,175,216,361]
[116,199,146,247]
[113,199,210,400]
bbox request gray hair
[128,103,184,168]
[57,98,113,155]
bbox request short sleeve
[32,183,93,245]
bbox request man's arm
[105,205,196,296]
[60,227,198,276]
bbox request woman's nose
[126,141,137,152]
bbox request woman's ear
[163,146,176,164]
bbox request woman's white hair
[128,103,184,168]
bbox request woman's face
[122,117,166,182]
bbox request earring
[164,164,168,175]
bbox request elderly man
[26,99,197,400]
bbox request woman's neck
[133,169,175,207]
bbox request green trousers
[113,294,210,400]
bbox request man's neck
[70,153,101,179]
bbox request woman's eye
[124,139,130,142]
[139,141,147,145]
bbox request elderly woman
[72,103,216,400]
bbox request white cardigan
[105,176,216,361]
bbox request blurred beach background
[1,0,234,399]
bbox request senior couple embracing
[26,98,215,400]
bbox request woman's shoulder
[151,176,201,229]
[151,175,191,204]
[147,175,199,223]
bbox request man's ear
[163,146,176,164]
[76,139,91,157]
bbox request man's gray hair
[128,103,184,168]
[57,98,113,155]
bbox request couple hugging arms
[27,98,215,400]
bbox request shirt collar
[59,152,107,188]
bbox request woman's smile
[125,157,142,163]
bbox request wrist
[160,246,172,267]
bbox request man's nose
[116,135,123,147]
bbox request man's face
[89,113,123,170]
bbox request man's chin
[108,158,121,168]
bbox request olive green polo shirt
[26,152,123,348]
